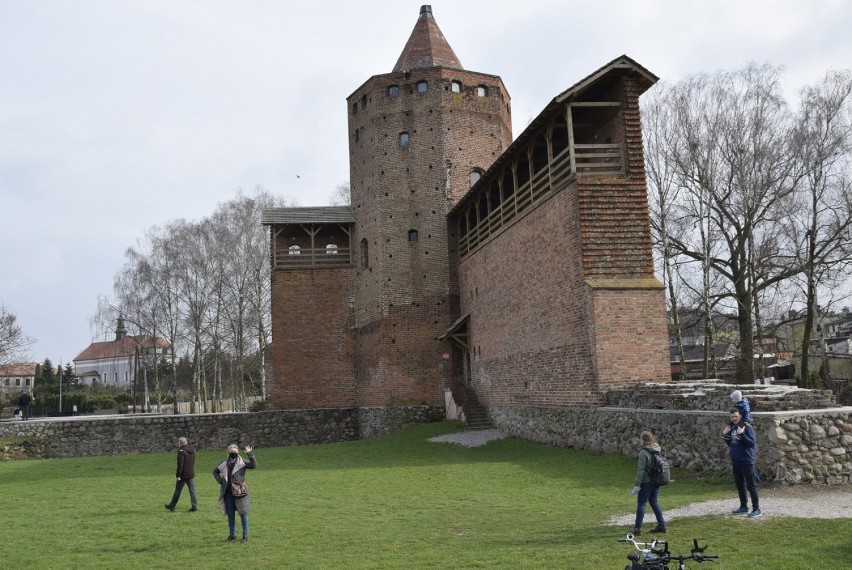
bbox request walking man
[165,436,198,512]
[18,392,32,420]
[723,409,761,518]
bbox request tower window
[399,132,410,148]
[451,80,462,93]
[477,85,487,97]
[352,102,358,115]
[354,128,359,142]
[360,238,369,269]
[470,170,482,186]
[288,245,301,255]
[408,229,419,241]
[388,85,399,97]
[416,80,428,94]
[361,94,367,107]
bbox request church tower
[347,6,512,407]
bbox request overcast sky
[1,0,850,366]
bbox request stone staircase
[462,385,491,430]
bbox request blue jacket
[726,422,756,464]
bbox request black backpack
[648,450,671,486]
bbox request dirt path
[608,484,852,525]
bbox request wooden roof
[261,206,354,226]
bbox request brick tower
[347,6,512,407]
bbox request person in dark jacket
[630,430,667,535]
[723,409,761,517]
[165,437,197,512]
[214,444,256,542]
[17,392,32,420]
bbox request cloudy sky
[2,0,850,365]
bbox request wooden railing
[273,247,352,269]
[574,143,624,175]
[457,143,624,257]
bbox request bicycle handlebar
[619,535,719,564]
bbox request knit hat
[730,390,743,402]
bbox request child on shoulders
[730,390,751,424]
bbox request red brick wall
[590,287,669,389]
[458,184,601,406]
[268,266,356,409]
[347,66,511,406]
[578,180,656,278]
[455,72,669,408]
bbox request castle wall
[457,181,600,406]
[0,406,443,458]
[268,266,356,409]
[347,67,511,407]
[4,404,849,486]
[487,404,852,485]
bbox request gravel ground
[609,484,852,524]
[428,428,509,447]
[428,430,852,521]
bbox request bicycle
[618,534,719,569]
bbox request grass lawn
[1,421,849,569]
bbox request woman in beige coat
[213,444,256,542]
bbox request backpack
[648,450,671,486]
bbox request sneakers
[748,509,762,518]
[731,506,749,515]
[241,537,249,543]
[631,528,641,536]
[164,504,175,512]
[649,527,667,534]
[188,507,198,512]
[224,536,237,542]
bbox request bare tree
[787,70,852,386]
[648,65,803,383]
[102,187,297,412]
[329,181,351,206]
[0,301,34,365]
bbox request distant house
[73,317,170,388]
[670,336,791,383]
[0,362,38,397]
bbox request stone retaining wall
[0,405,443,459]
[605,381,837,412]
[488,404,852,485]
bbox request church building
[262,6,669,435]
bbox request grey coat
[213,452,256,515]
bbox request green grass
[1,421,849,569]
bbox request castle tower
[347,6,512,407]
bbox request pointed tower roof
[392,5,462,72]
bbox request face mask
[229,452,238,459]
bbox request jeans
[634,482,665,530]
[224,493,249,539]
[169,478,197,508]
[732,462,759,510]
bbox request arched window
[470,170,482,187]
[352,102,358,115]
[451,80,461,93]
[326,244,338,255]
[416,80,428,94]
[408,229,419,241]
[477,85,487,97]
[354,128,359,142]
[388,85,399,97]
[399,132,410,148]
[288,245,301,255]
[360,238,369,269]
